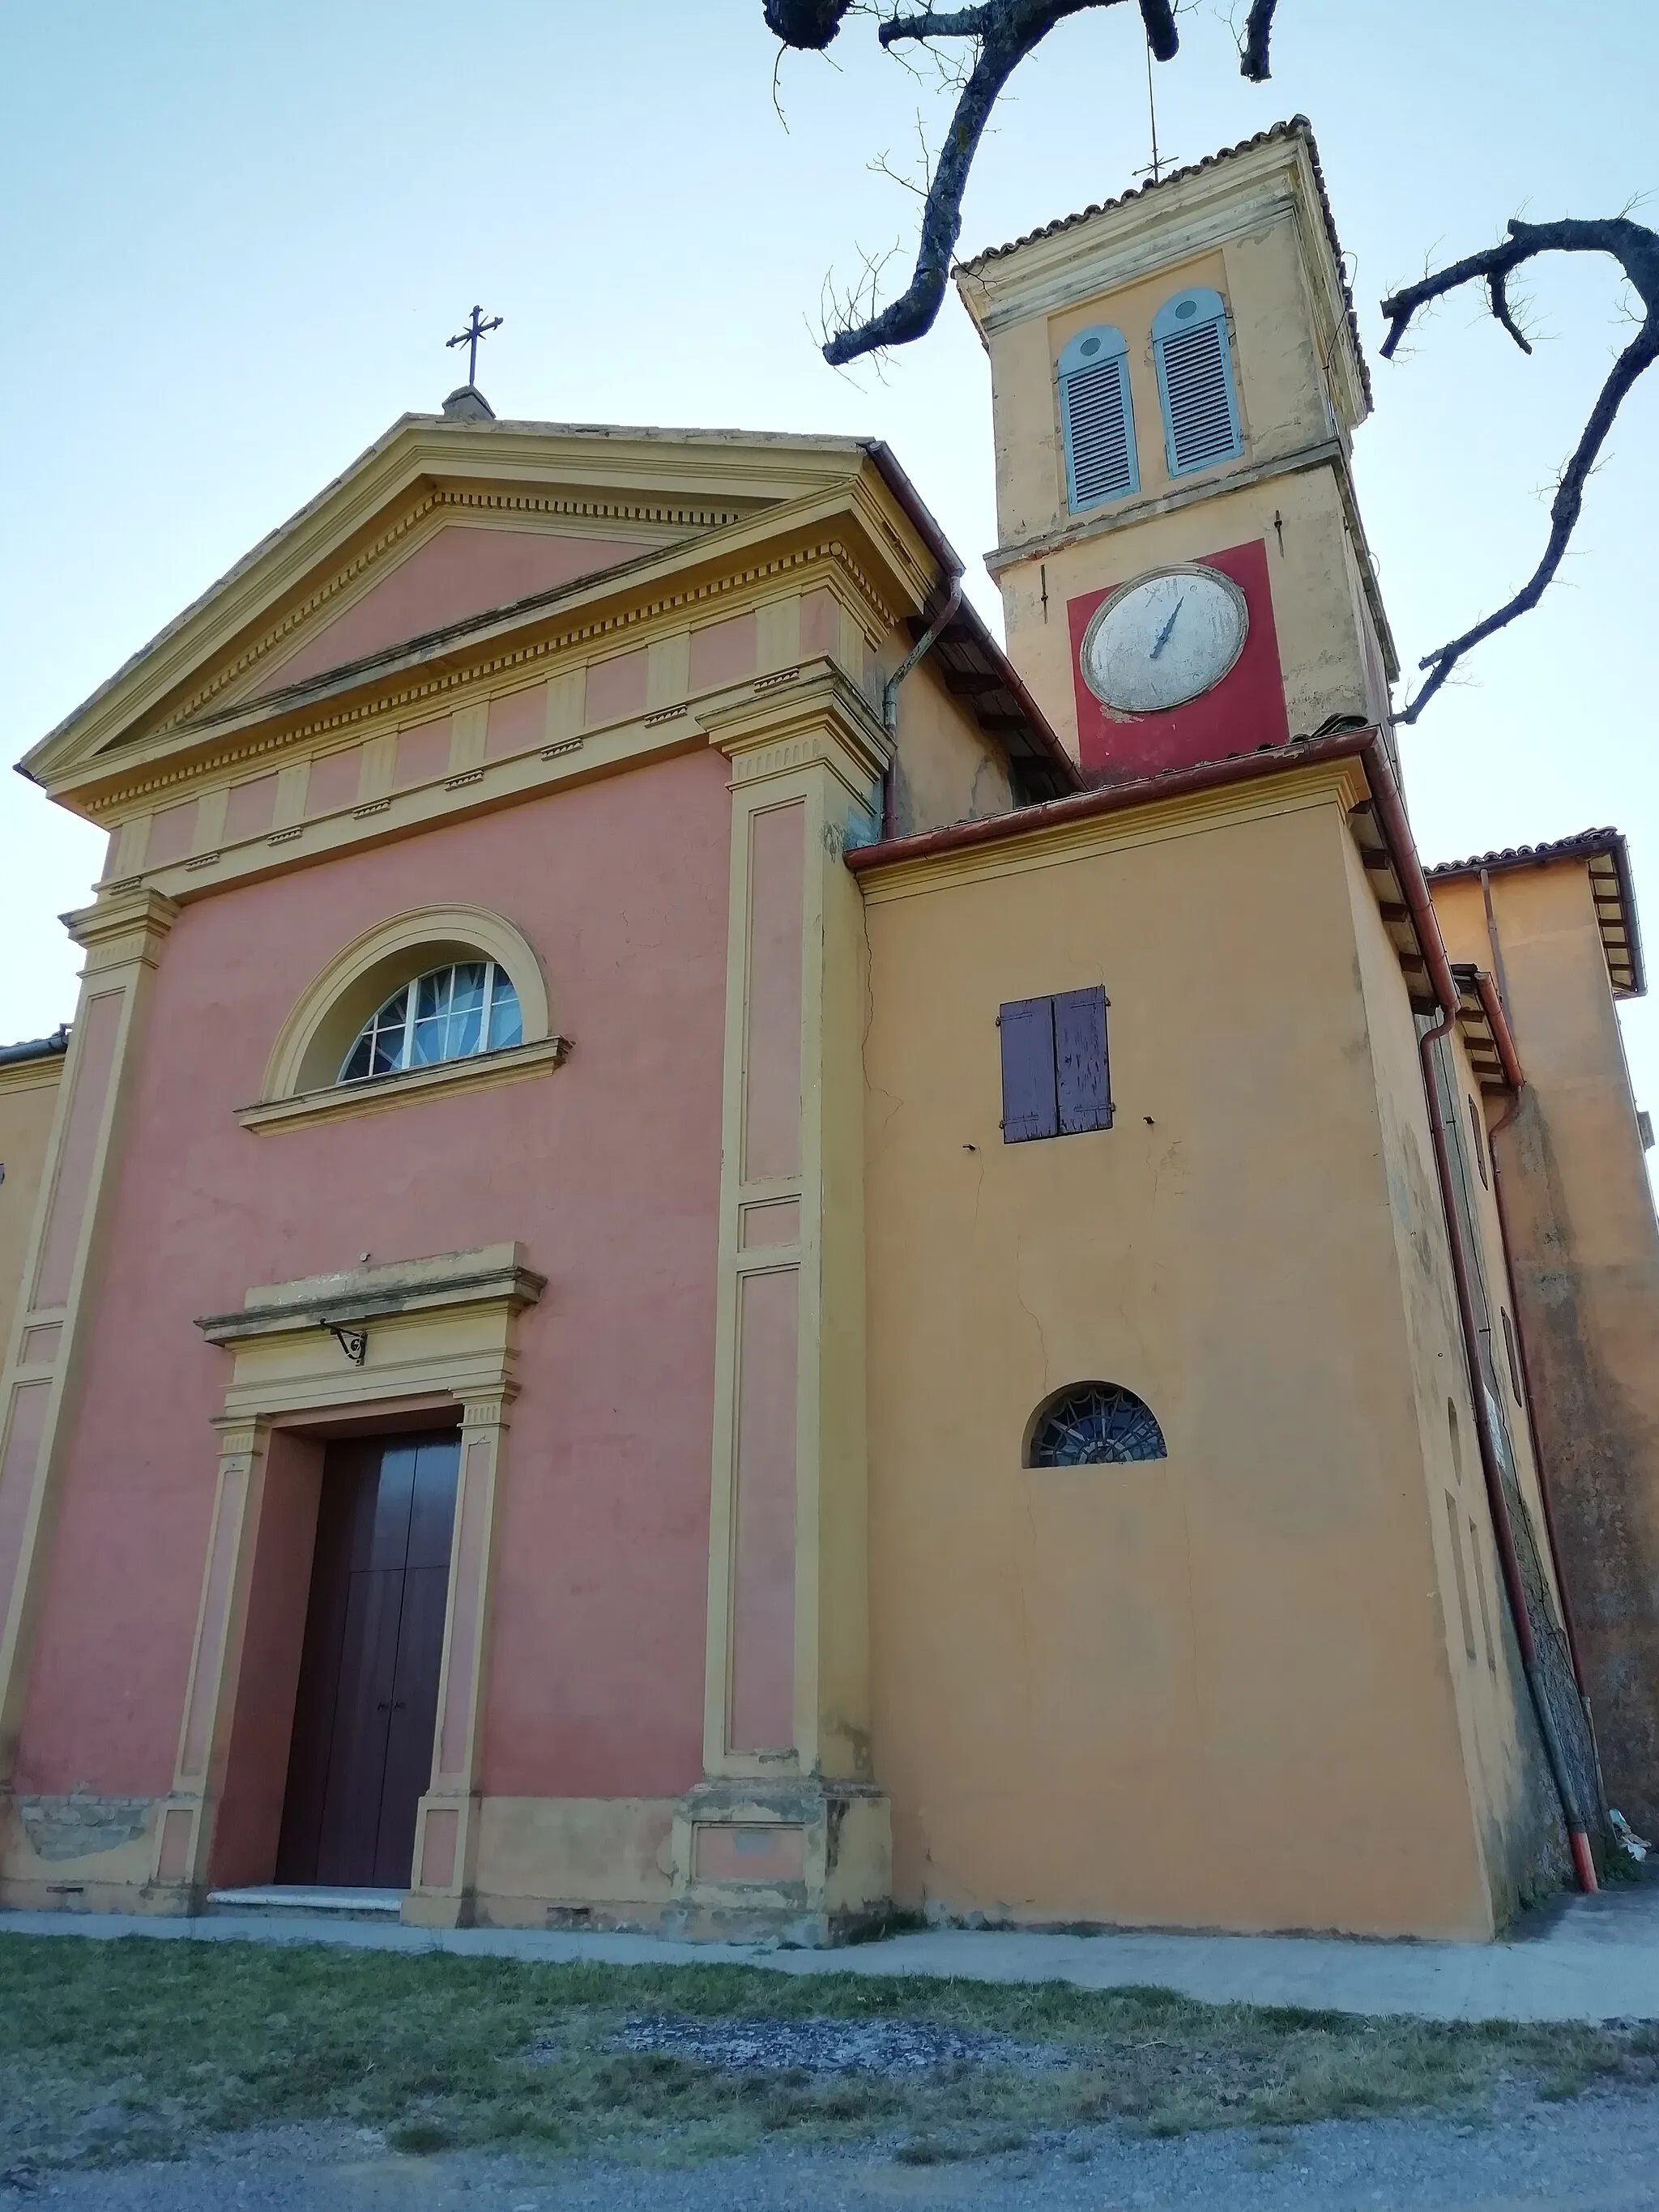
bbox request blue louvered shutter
[1053,987,1111,1135]
[999,996,1058,1143]
[1153,288,1243,475]
[1058,326,1137,512]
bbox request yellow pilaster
[149,1416,271,1904]
[673,663,890,1941]
[0,889,177,1784]
[405,1388,515,1926]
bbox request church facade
[2,121,1655,1942]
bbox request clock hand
[1149,595,1185,659]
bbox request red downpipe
[1364,743,1597,1893]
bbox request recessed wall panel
[728,1267,799,1754]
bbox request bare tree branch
[821,11,1062,361]
[878,6,999,38]
[1139,0,1179,64]
[764,0,856,46]
[761,0,1281,365]
[1380,215,1659,721]
[1239,0,1277,79]
[1487,268,1533,355]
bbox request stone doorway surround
[151,1242,543,1926]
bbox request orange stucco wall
[12,748,731,1811]
[1434,862,1659,1835]
[859,777,1550,1938]
[887,658,1012,839]
[1342,838,1566,1911]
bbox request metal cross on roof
[446,305,503,387]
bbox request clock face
[1079,565,1249,716]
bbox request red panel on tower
[1068,539,1288,785]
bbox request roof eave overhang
[29,454,953,816]
[1428,833,1645,1000]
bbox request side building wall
[0,1054,66,1374]
[1434,861,1659,1837]
[857,761,1537,1941]
[1343,839,1569,1917]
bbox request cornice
[958,133,1367,432]
[196,1240,547,1345]
[0,1055,66,1097]
[72,534,897,820]
[855,756,1367,903]
[62,887,179,967]
[985,437,1346,575]
[21,422,890,786]
[698,661,889,797]
[988,436,1396,686]
[966,173,1299,335]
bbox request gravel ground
[10,2082,1659,2210]
[589,2014,1063,2077]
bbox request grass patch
[0,1934,1654,2176]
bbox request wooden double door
[276,1433,460,1890]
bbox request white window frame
[341,960,517,1085]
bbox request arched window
[1058,326,1138,512]
[1026,1382,1166,1467]
[339,960,522,1082]
[1152,288,1242,476]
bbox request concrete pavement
[3,1881,1657,2023]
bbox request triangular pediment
[23,414,881,804]
[242,518,675,699]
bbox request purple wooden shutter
[999,996,1058,1142]
[1055,987,1111,1134]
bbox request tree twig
[1379,215,1659,720]
[836,2,1145,363]
[761,0,1275,365]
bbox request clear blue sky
[3,2,1656,1153]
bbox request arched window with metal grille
[1025,1382,1166,1468]
[339,959,522,1083]
[1152,287,1243,477]
[1058,325,1138,512]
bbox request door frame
[152,1242,542,1925]
[275,1428,464,1892]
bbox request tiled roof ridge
[955,117,1370,408]
[0,1024,71,1068]
[1427,825,1643,999]
[1426,827,1625,876]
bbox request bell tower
[955,118,1397,784]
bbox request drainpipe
[1365,744,1598,1894]
[881,573,964,842]
[1475,971,1591,1703]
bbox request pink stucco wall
[255,527,649,693]
[15,748,731,1805]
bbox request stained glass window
[1027,1383,1166,1467]
[339,961,522,1083]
